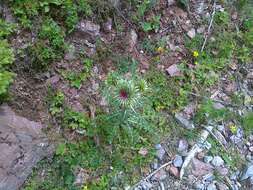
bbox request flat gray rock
[175,112,195,129]
[240,164,253,181]
[0,105,53,190]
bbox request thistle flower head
[114,79,141,108]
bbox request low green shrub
[62,58,93,89]
[0,40,15,101]
[31,18,65,69]
[49,91,65,116]
[0,19,16,38]
[64,109,91,132]
[39,18,65,50]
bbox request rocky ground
[0,0,252,190]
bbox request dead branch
[187,91,240,108]
[130,161,172,190]
[201,0,216,52]
[180,125,213,179]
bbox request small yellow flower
[157,46,165,54]
[229,124,237,134]
[193,50,199,57]
[194,61,198,65]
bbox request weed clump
[0,39,15,101]
[30,18,65,69]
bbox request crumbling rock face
[0,105,53,190]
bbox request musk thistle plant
[100,72,157,144]
[104,72,148,112]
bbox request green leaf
[56,143,66,156]
[142,22,152,32]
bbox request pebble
[187,28,196,39]
[155,144,166,161]
[240,164,253,180]
[216,183,229,190]
[204,156,213,163]
[195,1,207,14]
[250,176,253,185]
[178,139,188,155]
[167,165,179,178]
[183,104,196,119]
[207,183,217,190]
[138,147,148,156]
[246,154,252,161]
[246,141,251,147]
[64,44,76,61]
[151,159,159,170]
[128,30,138,52]
[203,141,212,150]
[167,0,175,6]
[197,26,205,34]
[230,135,242,144]
[194,182,205,190]
[216,5,225,12]
[175,113,195,130]
[197,152,205,160]
[192,158,214,177]
[155,144,162,149]
[141,181,152,190]
[213,102,225,109]
[217,167,229,176]
[103,18,112,33]
[249,135,253,141]
[151,169,167,181]
[230,172,238,181]
[202,173,214,182]
[173,155,183,167]
[237,128,243,138]
[77,20,100,36]
[217,125,225,132]
[232,11,238,20]
[231,184,239,190]
[249,146,253,153]
[211,156,224,167]
[166,64,182,77]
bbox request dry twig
[180,125,213,179]
[187,91,239,108]
[130,161,172,190]
[113,6,135,29]
[201,0,217,52]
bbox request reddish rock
[224,81,237,95]
[191,158,214,177]
[167,165,180,178]
[217,167,229,176]
[76,20,100,36]
[46,75,60,85]
[128,30,138,52]
[152,169,167,181]
[166,64,181,77]
[197,152,205,160]
[0,105,53,190]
